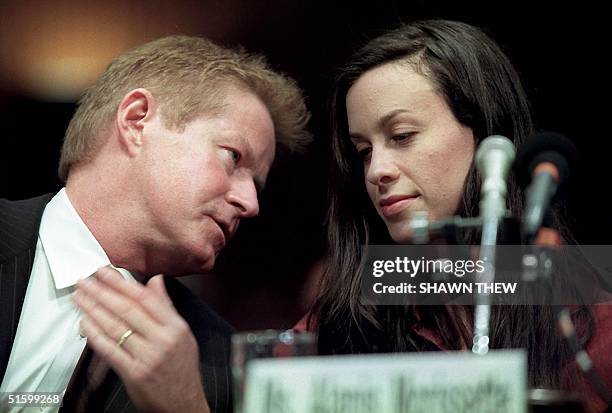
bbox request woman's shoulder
[587,303,612,359]
[579,303,612,413]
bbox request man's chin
[193,250,218,274]
[197,259,216,274]
[181,240,221,273]
[160,252,217,277]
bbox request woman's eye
[356,147,372,162]
[391,132,415,143]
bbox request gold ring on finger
[117,328,134,347]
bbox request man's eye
[227,148,242,163]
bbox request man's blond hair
[59,35,311,181]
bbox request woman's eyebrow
[378,109,412,129]
[349,108,414,141]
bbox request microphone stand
[410,203,508,355]
[471,199,504,355]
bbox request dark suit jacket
[0,194,234,412]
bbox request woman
[309,20,612,412]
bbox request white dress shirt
[0,188,135,412]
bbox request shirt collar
[39,188,135,289]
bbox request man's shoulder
[0,193,54,262]
[0,193,54,219]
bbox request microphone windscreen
[515,132,577,189]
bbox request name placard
[243,350,526,413]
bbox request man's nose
[227,178,260,218]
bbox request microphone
[475,135,516,221]
[515,132,577,242]
[472,135,515,355]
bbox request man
[0,35,310,412]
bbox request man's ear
[115,88,157,156]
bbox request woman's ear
[115,88,157,156]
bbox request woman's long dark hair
[312,20,593,388]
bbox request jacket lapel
[0,248,36,382]
[0,194,54,383]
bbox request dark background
[1,0,609,329]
